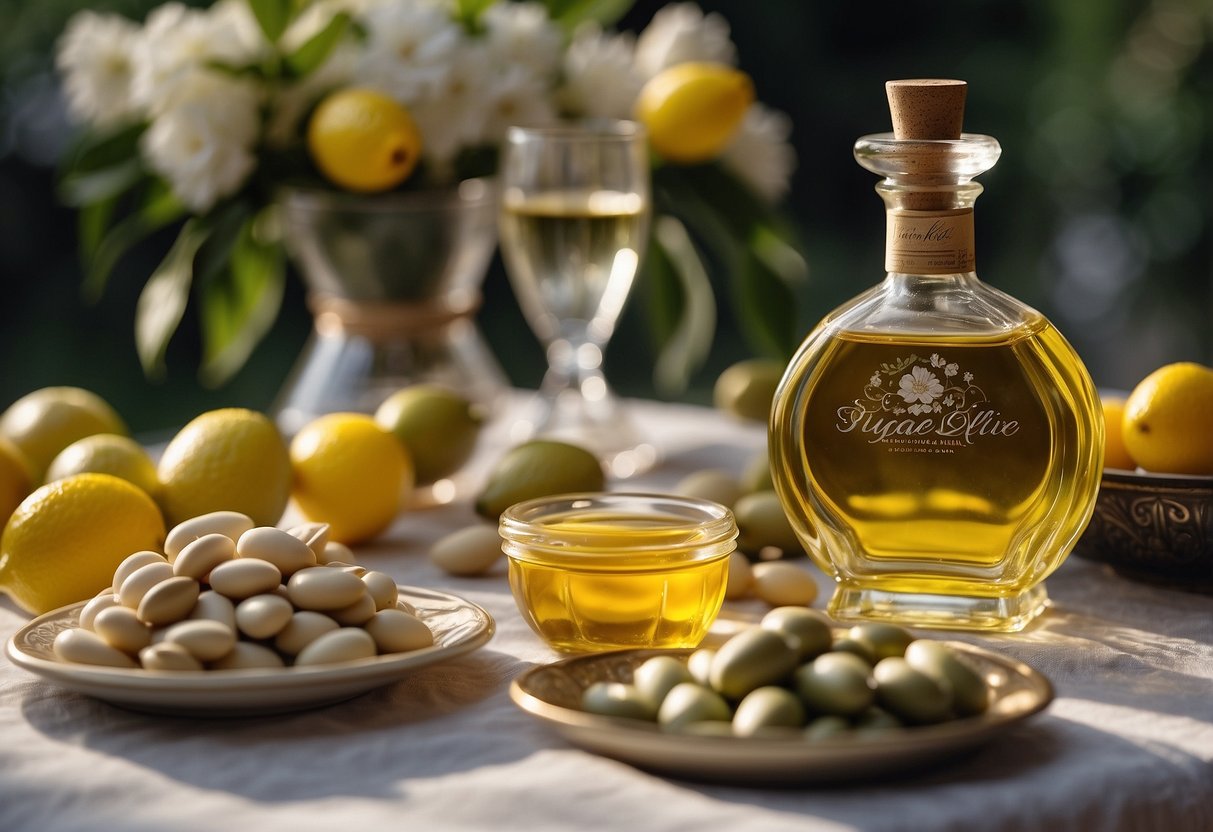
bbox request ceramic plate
[510,643,1053,785]
[6,586,494,717]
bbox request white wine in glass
[499,122,654,476]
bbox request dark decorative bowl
[1073,467,1213,592]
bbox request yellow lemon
[635,62,754,163]
[307,88,422,193]
[46,433,160,497]
[0,386,126,482]
[1099,396,1136,471]
[0,473,165,615]
[374,386,484,484]
[290,413,412,544]
[1122,362,1213,475]
[714,358,785,422]
[158,408,292,527]
[0,438,32,527]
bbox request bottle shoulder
[819,274,1044,340]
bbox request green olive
[673,469,743,509]
[803,715,851,741]
[657,682,732,730]
[853,706,904,734]
[740,453,774,494]
[474,440,604,518]
[581,682,657,721]
[676,721,735,737]
[793,652,875,716]
[732,686,806,736]
[709,627,799,700]
[733,492,801,556]
[632,655,694,708]
[687,648,716,686]
[848,623,915,660]
[714,359,785,422]
[904,640,989,716]
[830,635,877,665]
[375,386,483,484]
[873,657,953,724]
[761,606,832,660]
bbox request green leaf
[731,240,799,360]
[135,218,211,379]
[61,122,145,177]
[59,158,145,207]
[284,12,351,77]
[649,216,717,396]
[78,197,118,267]
[247,0,292,44]
[198,213,286,387]
[541,0,636,30]
[454,0,496,30]
[82,181,185,302]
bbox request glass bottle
[770,80,1104,632]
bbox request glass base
[827,582,1050,633]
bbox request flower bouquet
[56,0,805,391]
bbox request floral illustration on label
[838,353,1019,447]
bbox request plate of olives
[509,611,1053,784]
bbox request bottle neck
[878,180,981,276]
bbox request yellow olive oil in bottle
[770,80,1104,631]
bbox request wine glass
[498,121,656,477]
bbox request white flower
[131,1,266,114]
[930,353,946,367]
[409,45,495,165]
[945,362,959,377]
[353,1,464,101]
[720,103,796,202]
[869,373,882,387]
[963,371,974,384]
[559,23,642,120]
[898,366,944,405]
[141,71,261,212]
[482,1,564,79]
[480,65,558,145]
[56,11,142,128]
[634,3,737,80]
[265,43,357,148]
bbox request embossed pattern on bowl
[1073,468,1213,592]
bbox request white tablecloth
[2,398,1211,832]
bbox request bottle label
[886,209,975,274]
[832,351,1024,449]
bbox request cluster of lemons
[1102,361,1213,475]
[306,63,753,193]
[0,386,482,615]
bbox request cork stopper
[886,79,966,140]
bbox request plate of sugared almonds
[7,585,493,716]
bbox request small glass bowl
[499,493,738,653]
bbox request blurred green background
[1,0,1210,435]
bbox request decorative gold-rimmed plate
[6,586,494,717]
[510,643,1053,785]
[1075,467,1213,591]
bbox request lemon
[0,438,31,527]
[0,386,126,482]
[1100,396,1136,471]
[0,473,165,615]
[291,413,412,544]
[714,358,785,422]
[46,433,160,497]
[1122,362,1213,475]
[374,386,484,485]
[158,408,292,528]
[635,62,754,163]
[307,88,422,193]
[474,440,605,519]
